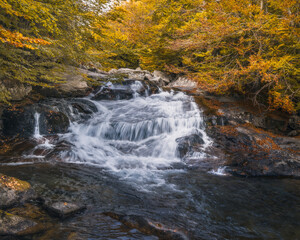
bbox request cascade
[59,81,211,190]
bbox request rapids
[59,89,211,191]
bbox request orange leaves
[268,90,295,113]
[0,25,51,49]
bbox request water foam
[60,87,211,190]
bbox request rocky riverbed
[0,67,299,239]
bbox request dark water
[1,86,300,239]
[1,163,300,239]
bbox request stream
[0,82,300,239]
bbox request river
[0,83,299,239]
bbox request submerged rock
[0,174,35,209]
[43,201,86,219]
[104,212,188,240]
[0,210,38,236]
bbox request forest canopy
[98,0,300,113]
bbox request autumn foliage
[0,0,109,103]
[99,0,300,113]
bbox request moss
[0,174,31,191]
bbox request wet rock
[207,125,300,177]
[0,210,38,236]
[78,68,109,81]
[43,201,86,219]
[39,110,69,135]
[107,68,163,86]
[92,87,135,100]
[39,98,97,123]
[176,134,204,159]
[2,98,98,137]
[0,174,35,209]
[288,116,300,135]
[104,212,188,240]
[2,107,36,137]
[92,80,149,101]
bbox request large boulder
[108,68,154,82]
[2,98,98,137]
[148,76,165,87]
[0,174,35,209]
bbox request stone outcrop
[206,124,300,177]
[2,98,97,137]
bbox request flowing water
[1,82,300,239]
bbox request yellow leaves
[268,90,295,113]
[0,25,51,49]
[0,174,31,191]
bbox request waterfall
[59,83,212,190]
[34,112,42,139]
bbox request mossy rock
[0,174,35,209]
[0,174,31,191]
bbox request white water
[34,112,42,139]
[60,88,211,190]
[209,166,228,176]
[27,112,55,159]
